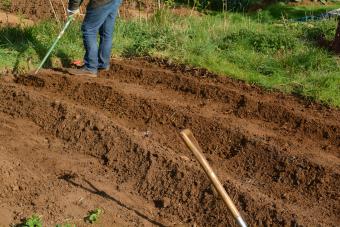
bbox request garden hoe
[35,15,74,74]
[180,129,248,227]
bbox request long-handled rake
[180,129,247,227]
[34,15,74,74]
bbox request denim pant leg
[82,1,120,72]
[98,0,122,69]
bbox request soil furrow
[103,59,340,147]
[0,75,338,224]
[1,58,339,226]
[1,83,339,226]
[0,112,166,226]
[13,73,340,210]
[16,72,340,158]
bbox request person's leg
[82,3,118,73]
[98,0,122,69]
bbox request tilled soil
[0,58,339,226]
[0,0,71,21]
[0,10,33,27]
[0,0,156,21]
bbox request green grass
[262,2,340,20]
[0,21,83,73]
[55,224,76,227]
[1,0,11,11]
[114,11,340,106]
[0,7,339,106]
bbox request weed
[22,215,43,227]
[302,20,336,44]
[55,224,76,227]
[85,208,103,224]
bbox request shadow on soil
[59,174,165,227]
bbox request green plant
[23,215,43,227]
[2,0,11,10]
[302,20,336,43]
[85,208,103,224]
[164,0,176,8]
[55,224,76,227]
[220,28,298,53]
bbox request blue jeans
[81,0,122,73]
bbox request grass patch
[0,8,339,107]
[0,20,83,73]
[1,0,11,11]
[262,2,340,20]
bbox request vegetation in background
[0,21,83,72]
[0,4,339,107]
[174,0,340,11]
[263,2,340,20]
[1,0,11,11]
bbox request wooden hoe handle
[180,129,247,227]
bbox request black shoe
[67,67,98,78]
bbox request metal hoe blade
[35,16,74,74]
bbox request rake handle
[180,129,247,227]
[35,15,74,74]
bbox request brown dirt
[0,58,339,226]
[0,0,196,21]
[0,0,68,21]
[0,0,160,21]
[0,10,33,27]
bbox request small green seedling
[85,208,103,224]
[55,224,76,227]
[23,215,43,227]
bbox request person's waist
[88,0,114,9]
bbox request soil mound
[0,0,156,21]
[0,10,33,27]
[0,58,339,226]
